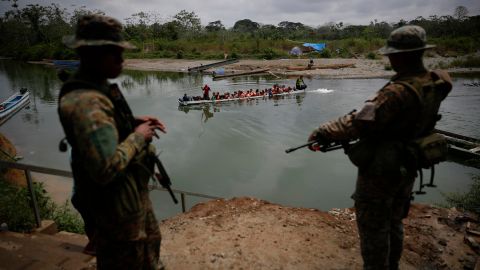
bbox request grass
[441,174,480,215]
[0,179,84,233]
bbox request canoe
[0,89,30,125]
[52,60,80,68]
[212,68,270,80]
[178,89,305,106]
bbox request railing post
[181,193,186,213]
[25,169,41,228]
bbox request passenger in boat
[306,25,452,270]
[202,84,211,100]
[182,93,190,101]
[268,88,273,97]
[57,14,165,268]
[296,76,307,90]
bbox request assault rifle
[285,140,353,154]
[152,154,178,204]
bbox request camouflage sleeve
[317,113,360,141]
[317,83,418,140]
[65,90,146,185]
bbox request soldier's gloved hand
[307,128,329,152]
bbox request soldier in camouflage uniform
[58,15,166,269]
[308,26,452,270]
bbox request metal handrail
[0,160,220,228]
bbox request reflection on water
[0,60,479,220]
[178,104,218,124]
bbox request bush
[319,48,332,58]
[442,174,480,215]
[176,50,184,59]
[22,44,54,60]
[0,180,83,233]
[261,48,277,60]
[366,51,378,60]
[230,52,239,59]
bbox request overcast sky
[1,0,479,27]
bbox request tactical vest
[348,70,452,174]
[394,70,452,138]
[395,70,452,170]
[58,79,135,151]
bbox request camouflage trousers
[96,237,161,270]
[355,197,410,270]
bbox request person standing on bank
[58,15,166,269]
[307,25,452,269]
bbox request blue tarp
[302,43,326,52]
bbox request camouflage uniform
[311,26,452,270]
[58,15,161,269]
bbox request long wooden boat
[0,89,30,125]
[188,58,239,72]
[52,60,80,68]
[178,89,305,106]
[212,68,270,80]
[287,63,355,71]
[434,129,480,161]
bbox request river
[0,59,479,220]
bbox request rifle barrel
[285,141,316,153]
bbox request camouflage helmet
[378,25,435,55]
[63,14,136,49]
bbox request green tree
[233,19,259,33]
[173,10,201,38]
[454,6,469,21]
[206,20,225,32]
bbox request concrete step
[0,231,95,270]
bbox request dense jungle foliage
[0,2,478,61]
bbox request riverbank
[1,197,478,270]
[123,56,480,79]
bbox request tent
[289,46,303,56]
[302,43,326,52]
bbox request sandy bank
[124,57,480,79]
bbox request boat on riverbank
[178,89,306,106]
[435,129,480,163]
[0,89,30,125]
[52,60,79,69]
